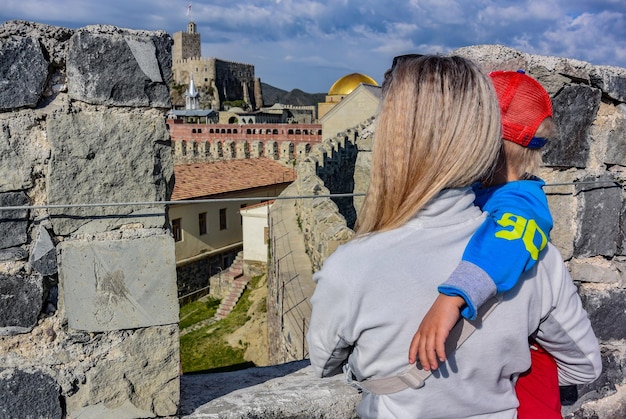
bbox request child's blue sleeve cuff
[438,261,497,320]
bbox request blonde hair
[355,55,502,235]
[503,116,558,179]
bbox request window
[198,212,207,235]
[172,218,182,242]
[219,208,227,230]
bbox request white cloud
[1,0,625,91]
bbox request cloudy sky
[2,0,625,93]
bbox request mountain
[261,82,325,107]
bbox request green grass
[179,296,221,330]
[179,278,262,374]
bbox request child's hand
[408,294,465,370]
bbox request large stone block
[0,273,43,335]
[0,192,29,249]
[590,66,626,103]
[0,20,74,68]
[543,85,601,168]
[66,325,180,418]
[0,368,62,418]
[603,104,626,167]
[0,112,45,193]
[47,109,173,235]
[67,25,172,108]
[0,36,48,110]
[180,361,359,418]
[579,286,626,341]
[574,175,622,258]
[59,234,178,332]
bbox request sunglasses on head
[391,53,424,69]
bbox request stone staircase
[180,253,251,336]
[214,254,251,320]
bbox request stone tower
[172,22,260,110]
[173,21,201,61]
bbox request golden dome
[328,73,378,96]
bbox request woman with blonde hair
[307,55,600,418]
[355,54,501,234]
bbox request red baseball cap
[489,70,553,149]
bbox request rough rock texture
[0,368,62,419]
[0,112,47,194]
[59,234,178,332]
[64,325,180,418]
[180,360,360,418]
[46,109,173,235]
[0,191,29,249]
[0,20,73,68]
[29,226,57,276]
[574,175,622,258]
[0,36,49,109]
[0,21,178,418]
[543,85,602,168]
[0,273,43,335]
[67,25,172,108]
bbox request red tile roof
[172,159,297,201]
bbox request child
[408,70,562,418]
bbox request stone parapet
[0,20,178,417]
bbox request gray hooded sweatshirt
[307,187,601,419]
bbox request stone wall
[0,21,179,418]
[168,122,322,165]
[266,46,626,417]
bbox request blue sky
[2,0,625,93]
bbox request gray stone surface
[65,325,180,418]
[0,191,29,249]
[574,176,622,258]
[47,109,173,235]
[67,25,171,108]
[29,226,57,276]
[543,85,601,168]
[579,286,626,342]
[0,247,27,262]
[0,368,62,419]
[591,66,626,103]
[0,20,73,68]
[180,360,360,418]
[0,112,45,193]
[0,36,48,110]
[452,44,528,74]
[0,273,43,335]
[59,234,178,332]
[604,104,626,166]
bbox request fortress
[172,22,263,110]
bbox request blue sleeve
[439,180,553,319]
